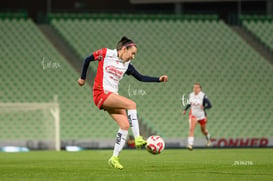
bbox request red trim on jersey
[93,48,107,61]
[92,48,109,109]
[93,48,107,91]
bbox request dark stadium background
[0,0,271,23]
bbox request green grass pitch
[0,149,272,181]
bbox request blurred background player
[183,83,212,150]
[78,36,168,169]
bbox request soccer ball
[145,135,165,154]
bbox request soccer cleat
[207,139,212,147]
[135,136,147,149]
[108,156,123,170]
[187,145,193,151]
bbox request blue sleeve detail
[125,63,160,82]
[203,95,212,110]
[184,104,191,111]
[80,54,95,79]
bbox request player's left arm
[203,95,212,110]
[125,63,168,82]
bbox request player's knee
[127,100,136,109]
[190,125,196,132]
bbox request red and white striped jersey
[93,48,130,93]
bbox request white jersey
[189,91,206,120]
[93,48,130,93]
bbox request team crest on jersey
[98,55,103,60]
[95,49,104,60]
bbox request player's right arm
[183,94,191,115]
[77,48,107,86]
[77,54,95,86]
[183,104,191,115]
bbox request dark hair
[194,83,202,89]
[116,36,136,50]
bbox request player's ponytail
[116,36,136,50]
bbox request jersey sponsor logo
[109,76,118,81]
[105,65,123,79]
[191,102,201,106]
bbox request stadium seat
[50,15,273,139]
[241,16,273,51]
[2,14,272,142]
[0,18,116,141]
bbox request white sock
[127,109,140,138]
[113,129,128,157]
[188,136,194,146]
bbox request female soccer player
[78,36,168,169]
[183,83,212,151]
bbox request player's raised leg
[200,121,211,146]
[187,117,197,151]
[103,93,147,148]
[107,108,129,170]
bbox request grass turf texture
[0,149,272,181]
